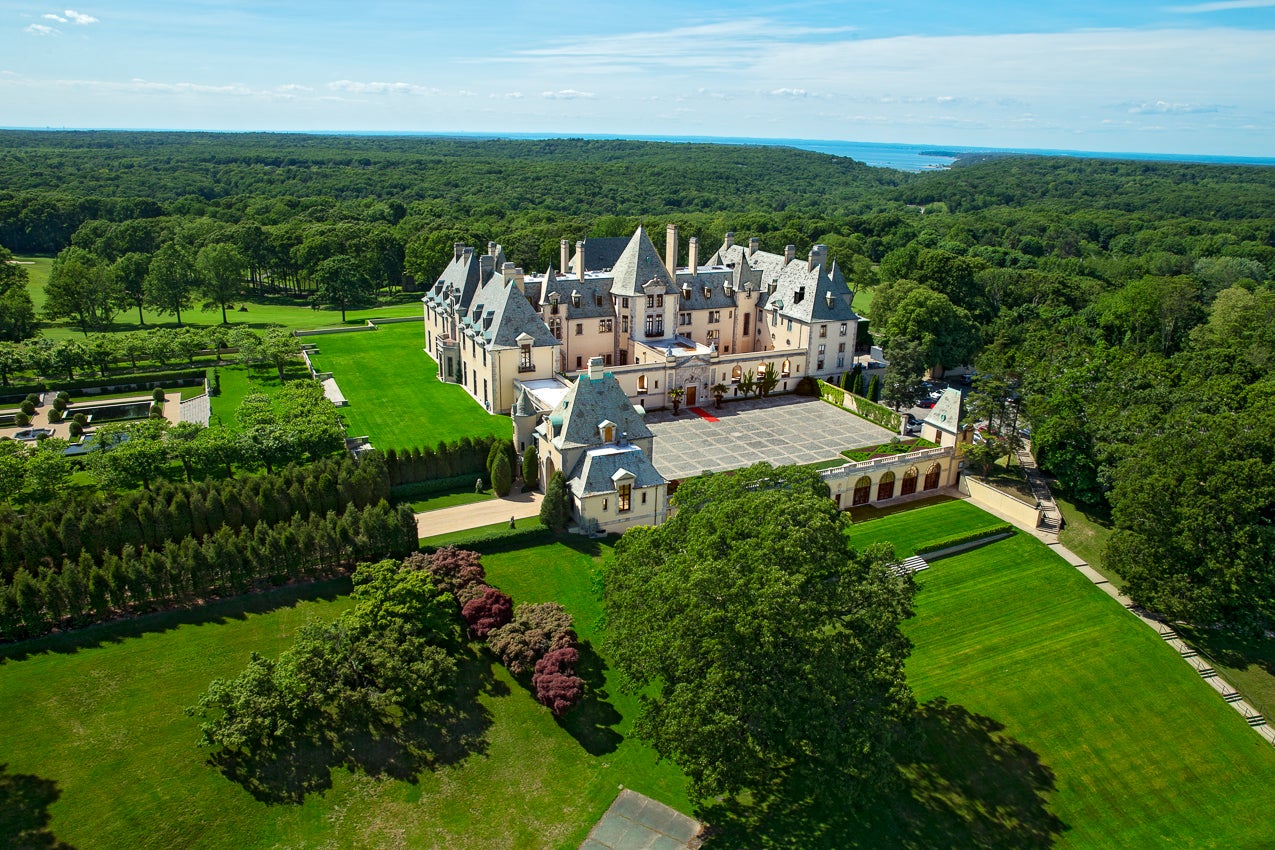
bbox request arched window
[637,374,647,393]
[924,462,942,491]
[852,476,871,506]
[877,471,895,501]
[731,365,742,382]
[781,359,791,376]
[901,466,919,496]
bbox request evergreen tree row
[382,436,498,488]
[0,454,390,579]
[0,499,417,642]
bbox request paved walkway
[961,464,1274,746]
[414,490,543,539]
[646,395,894,480]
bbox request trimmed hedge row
[0,368,207,404]
[818,380,902,432]
[916,524,1015,557]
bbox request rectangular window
[819,324,827,338]
[482,348,487,366]
[645,315,664,337]
[646,295,654,308]
[706,329,720,341]
[679,312,692,326]
[838,342,846,353]
[618,483,632,513]
[621,316,629,333]
[837,354,845,368]
[708,311,720,324]
[818,344,826,354]
[549,318,562,340]
[656,294,664,307]
[840,322,848,336]
[576,356,583,369]
[595,293,603,306]
[787,319,793,332]
[622,298,629,308]
[599,318,613,333]
[817,360,825,371]
[604,353,613,366]
[641,491,647,504]
[519,345,533,372]
[575,323,583,336]
[743,313,750,335]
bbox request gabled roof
[424,246,500,312]
[610,226,674,298]
[768,262,859,324]
[567,444,665,497]
[551,370,653,449]
[673,270,736,310]
[464,273,559,349]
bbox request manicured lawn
[846,497,1006,557]
[206,362,311,431]
[0,537,689,850]
[401,487,496,513]
[306,322,507,451]
[1055,494,1116,580]
[840,517,1275,848]
[20,256,422,341]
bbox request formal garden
[4,498,1274,848]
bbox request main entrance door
[685,385,697,407]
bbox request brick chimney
[689,237,699,275]
[560,238,570,274]
[576,240,586,281]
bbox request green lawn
[401,487,496,513]
[0,536,689,850]
[306,322,507,451]
[1055,494,1115,580]
[846,497,1006,557]
[207,362,311,431]
[20,255,422,341]
[893,532,1275,848]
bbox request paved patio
[646,395,897,480]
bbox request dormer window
[599,419,618,443]
[571,289,581,308]
[703,286,711,299]
[549,294,560,315]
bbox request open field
[306,322,507,451]
[19,255,422,341]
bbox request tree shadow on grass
[555,639,622,756]
[0,579,352,665]
[1176,624,1275,684]
[0,763,77,850]
[210,647,500,804]
[700,699,1067,849]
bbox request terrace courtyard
[645,395,896,480]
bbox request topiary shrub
[491,451,512,497]
[15,412,30,427]
[69,419,84,438]
[24,393,39,406]
[19,400,35,416]
[52,397,68,412]
[47,408,63,424]
[56,391,70,403]
[151,387,166,402]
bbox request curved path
[414,490,543,539]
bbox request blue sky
[2,1,1273,156]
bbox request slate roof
[539,267,615,320]
[568,444,665,497]
[769,261,859,324]
[461,273,559,350]
[609,226,674,297]
[925,387,964,434]
[552,370,653,449]
[423,246,501,310]
[672,269,736,310]
[570,237,630,273]
[512,386,535,417]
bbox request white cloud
[770,88,808,98]
[1165,0,1275,11]
[63,9,98,25]
[25,24,59,35]
[128,78,254,96]
[327,80,440,95]
[1126,100,1224,114]
[43,13,67,22]
[541,89,594,99]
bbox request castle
[422,224,870,533]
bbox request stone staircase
[1014,443,1064,536]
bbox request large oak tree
[604,463,916,804]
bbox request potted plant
[669,387,684,415]
[711,383,728,409]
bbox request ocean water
[425,131,1275,173]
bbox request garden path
[415,490,543,539]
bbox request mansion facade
[421,225,864,416]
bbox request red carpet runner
[689,407,719,422]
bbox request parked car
[906,421,923,434]
[916,399,937,409]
